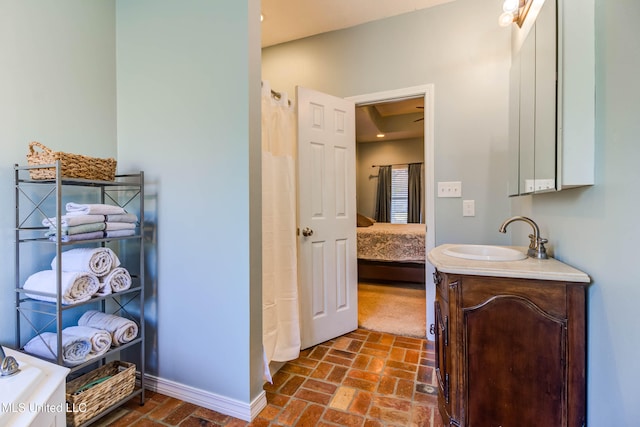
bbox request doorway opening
[349,85,436,340]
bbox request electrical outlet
[463,200,475,217]
[437,181,462,198]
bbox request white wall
[262,0,514,247]
[0,0,117,344]
[357,138,424,219]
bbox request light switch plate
[438,181,462,198]
[463,200,475,217]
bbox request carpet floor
[358,281,427,338]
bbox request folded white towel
[63,326,112,357]
[101,267,132,293]
[42,214,105,228]
[105,229,135,238]
[105,222,136,231]
[105,213,138,223]
[78,310,138,346]
[23,270,99,305]
[66,203,126,216]
[24,332,92,366]
[49,231,105,242]
[45,222,106,236]
[51,247,120,277]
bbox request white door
[297,86,357,349]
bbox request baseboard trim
[144,374,267,422]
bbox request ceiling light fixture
[499,0,533,27]
[376,133,385,138]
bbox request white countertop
[428,244,590,283]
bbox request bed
[356,222,426,284]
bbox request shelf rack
[13,162,146,425]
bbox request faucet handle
[1,355,19,377]
[535,237,549,259]
[526,234,538,257]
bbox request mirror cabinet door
[519,26,536,195]
[508,0,560,196]
[534,0,558,192]
[507,50,521,197]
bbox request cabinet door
[507,48,522,196]
[434,298,451,421]
[519,24,536,194]
[464,295,567,427]
[534,0,558,191]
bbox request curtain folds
[408,163,423,223]
[261,82,300,380]
[374,165,392,222]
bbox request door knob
[302,227,314,237]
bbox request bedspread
[357,222,426,263]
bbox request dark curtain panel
[408,163,423,223]
[374,166,392,222]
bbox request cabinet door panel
[461,276,567,319]
[464,295,566,427]
[434,299,452,422]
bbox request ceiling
[261,0,455,48]
[355,98,425,143]
[262,0,444,142]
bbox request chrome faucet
[0,346,19,377]
[499,216,548,259]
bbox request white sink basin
[443,245,527,261]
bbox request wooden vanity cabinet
[433,270,587,427]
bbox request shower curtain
[261,82,300,379]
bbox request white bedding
[356,222,426,263]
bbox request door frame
[347,84,436,340]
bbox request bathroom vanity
[428,244,589,427]
[0,347,70,427]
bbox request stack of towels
[43,202,138,242]
[24,311,138,366]
[23,247,132,304]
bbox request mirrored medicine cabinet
[507,0,595,196]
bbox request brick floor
[90,329,444,427]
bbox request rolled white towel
[66,202,126,216]
[51,247,120,277]
[23,270,99,305]
[24,332,91,366]
[101,267,132,293]
[95,281,112,297]
[63,326,112,357]
[78,310,138,346]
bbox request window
[391,165,408,224]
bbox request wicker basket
[26,141,117,181]
[65,361,136,427]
